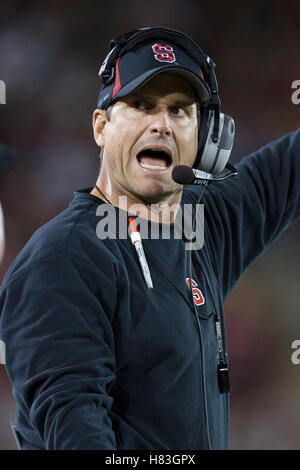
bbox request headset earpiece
[195,109,235,175]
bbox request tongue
[139,155,167,167]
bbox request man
[0,27,299,450]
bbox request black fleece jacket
[0,130,299,449]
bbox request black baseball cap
[97,38,211,110]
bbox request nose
[149,111,172,137]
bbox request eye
[131,100,148,110]
[171,106,186,116]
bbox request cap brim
[113,65,210,103]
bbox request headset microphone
[172,163,238,186]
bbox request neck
[90,174,182,224]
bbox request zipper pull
[129,217,153,291]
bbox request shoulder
[1,191,119,286]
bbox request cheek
[104,123,125,155]
[104,122,136,173]
[180,125,198,164]
[107,113,137,150]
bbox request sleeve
[185,129,300,300]
[0,253,118,450]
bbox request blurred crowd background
[0,0,299,450]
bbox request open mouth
[136,148,173,171]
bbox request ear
[92,109,107,148]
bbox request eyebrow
[128,92,196,107]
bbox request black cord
[186,182,212,450]
[198,249,230,447]
[94,184,111,204]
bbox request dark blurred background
[0,0,299,450]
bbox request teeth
[140,162,167,170]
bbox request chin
[133,183,175,204]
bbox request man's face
[93,73,198,204]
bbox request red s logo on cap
[152,43,176,63]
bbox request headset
[97,27,235,176]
